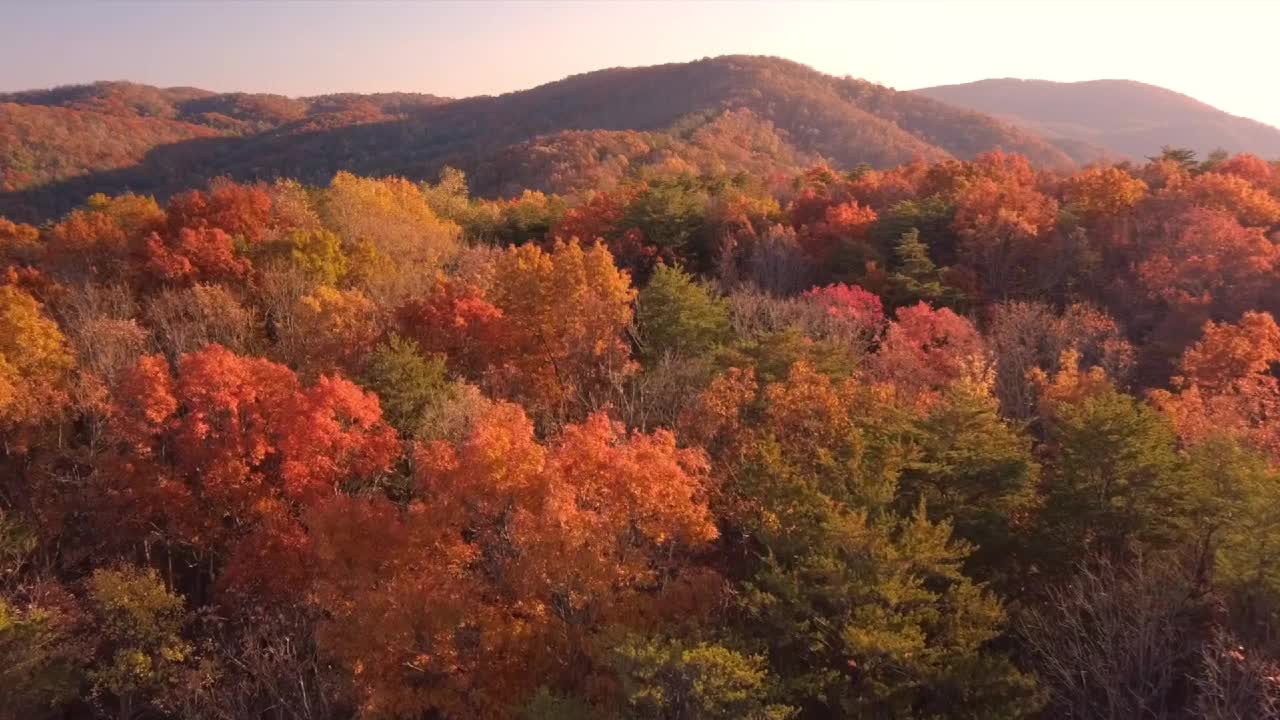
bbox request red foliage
[166,180,275,244]
[396,279,508,374]
[803,282,885,329]
[96,346,400,601]
[141,227,250,286]
[873,302,987,409]
[1137,207,1277,313]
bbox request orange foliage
[797,200,878,265]
[309,402,717,717]
[97,346,399,599]
[1154,312,1280,462]
[398,240,635,422]
[1062,166,1149,218]
[1172,172,1280,227]
[951,161,1058,294]
[1137,208,1277,312]
[1177,311,1280,394]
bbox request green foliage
[1039,385,1191,575]
[420,166,473,223]
[1188,438,1280,611]
[899,384,1040,583]
[1151,145,1199,172]
[638,264,730,362]
[0,593,84,719]
[873,196,957,263]
[887,229,962,309]
[521,687,600,720]
[714,329,861,384]
[610,634,795,720]
[624,177,709,255]
[0,511,37,582]
[712,370,1042,718]
[85,567,192,718]
[288,228,348,286]
[361,334,452,439]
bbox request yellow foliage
[0,286,74,427]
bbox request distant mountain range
[914,78,1280,163]
[2,56,1277,221]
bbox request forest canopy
[2,146,1280,719]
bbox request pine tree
[887,229,959,309]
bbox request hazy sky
[4,1,1279,126]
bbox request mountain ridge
[8,56,1262,222]
[914,77,1280,162]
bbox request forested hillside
[0,56,1074,221]
[2,145,1280,719]
[916,77,1280,162]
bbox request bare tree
[1195,629,1280,720]
[145,283,259,361]
[176,607,351,720]
[1019,554,1213,720]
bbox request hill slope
[0,57,1075,220]
[914,78,1280,163]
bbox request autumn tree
[84,566,194,720]
[95,346,400,601]
[45,193,166,283]
[318,172,461,303]
[0,286,74,435]
[308,402,718,718]
[951,153,1058,297]
[166,179,274,245]
[1153,311,1280,463]
[401,239,637,424]
[871,302,988,410]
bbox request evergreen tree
[887,229,960,309]
[637,264,730,363]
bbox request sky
[4,1,1280,127]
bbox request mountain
[914,78,1280,163]
[0,56,1076,220]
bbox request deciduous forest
[2,145,1280,719]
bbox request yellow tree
[318,172,461,303]
[0,286,74,435]
[488,239,637,422]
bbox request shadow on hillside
[0,116,472,222]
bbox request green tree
[692,365,1042,718]
[361,334,451,439]
[420,166,472,223]
[288,228,348,286]
[85,567,194,720]
[610,635,795,720]
[872,196,957,264]
[624,177,708,259]
[1038,384,1191,576]
[1188,438,1280,634]
[898,383,1040,585]
[522,688,599,720]
[886,228,960,309]
[637,264,730,362]
[0,591,85,720]
[1150,146,1199,173]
